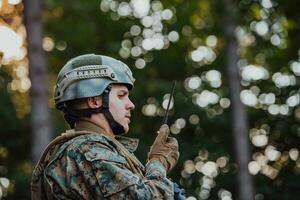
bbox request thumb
[157,124,170,142]
[166,137,178,148]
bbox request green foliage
[0,69,31,199]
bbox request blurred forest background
[0,0,300,199]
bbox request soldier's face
[109,84,135,133]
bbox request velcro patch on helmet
[71,54,102,68]
[55,65,117,100]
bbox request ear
[87,96,102,108]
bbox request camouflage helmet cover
[54,54,135,109]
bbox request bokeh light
[219,98,231,109]
[184,76,202,91]
[0,177,10,199]
[0,1,31,118]
[100,0,178,63]
[248,161,261,175]
[240,89,258,107]
[272,72,296,88]
[186,197,197,200]
[0,25,24,63]
[254,20,269,36]
[289,148,299,161]
[241,65,269,82]
[236,27,256,47]
[265,145,281,161]
[218,189,233,200]
[189,114,200,125]
[290,61,300,76]
[205,70,222,88]
[190,46,216,66]
[42,37,55,52]
[162,93,174,110]
[142,103,157,116]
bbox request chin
[123,125,129,133]
[124,128,129,134]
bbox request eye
[118,93,126,98]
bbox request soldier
[31,54,183,199]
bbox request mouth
[125,115,131,123]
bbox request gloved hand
[147,124,179,172]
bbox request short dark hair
[65,98,88,110]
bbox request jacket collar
[74,120,139,153]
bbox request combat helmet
[54,54,135,134]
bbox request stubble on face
[109,84,135,133]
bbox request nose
[127,99,135,110]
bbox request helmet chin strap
[61,84,125,135]
[100,84,125,135]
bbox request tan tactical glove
[148,124,179,172]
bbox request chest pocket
[83,145,140,197]
[84,146,127,164]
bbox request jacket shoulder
[48,132,126,167]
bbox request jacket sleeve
[44,140,174,200]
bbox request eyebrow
[118,90,129,95]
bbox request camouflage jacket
[42,120,174,199]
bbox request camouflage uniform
[43,120,174,199]
[31,54,180,199]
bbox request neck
[82,113,114,137]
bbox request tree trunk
[221,0,255,199]
[23,0,52,163]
